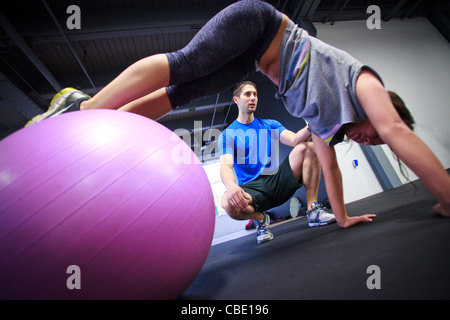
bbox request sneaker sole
[25,101,76,127]
[257,234,274,244]
[289,197,300,218]
[308,219,336,227]
[25,88,89,127]
[257,231,274,244]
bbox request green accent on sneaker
[25,88,90,127]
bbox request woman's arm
[311,133,376,228]
[356,70,450,216]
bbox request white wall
[334,142,383,203]
[313,18,450,201]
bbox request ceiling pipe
[402,0,423,19]
[0,11,62,93]
[41,0,98,92]
[306,0,322,19]
[221,98,234,132]
[206,93,220,143]
[383,0,408,21]
[330,0,349,25]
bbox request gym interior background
[2,0,448,236]
[0,0,449,299]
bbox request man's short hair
[232,81,257,98]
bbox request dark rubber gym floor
[183,177,450,300]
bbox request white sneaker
[255,213,274,244]
[306,202,336,227]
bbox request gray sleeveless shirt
[275,21,383,146]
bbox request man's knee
[221,193,240,220]
[290,142,307,164]
[289,142,319,176]
[304,142,318,161]
[221,193,231,213]
[294,142,307,154]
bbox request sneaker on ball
[25,88,90,127]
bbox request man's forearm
[220,165,238,190]
[280,126,312,147]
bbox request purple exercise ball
[0,110,215,299]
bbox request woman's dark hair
[388,91,417,191]
[388,91,415,130]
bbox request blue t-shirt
[219,118,286,185]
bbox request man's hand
[226,184,251,212]
[338,214,377,228]
[279,125,312,147]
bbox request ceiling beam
[383,0,409,21]
[0,72,43,120]
[0,11,62,92]
[298,0,322,19]
[0,5,224,46]
[41,0,97,92]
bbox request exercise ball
[0,110,215,299]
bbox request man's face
[234,84,258,114]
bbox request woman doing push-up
[28,0,450,227]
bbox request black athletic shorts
[240,156,303,213]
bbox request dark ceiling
[0,0,448,139]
